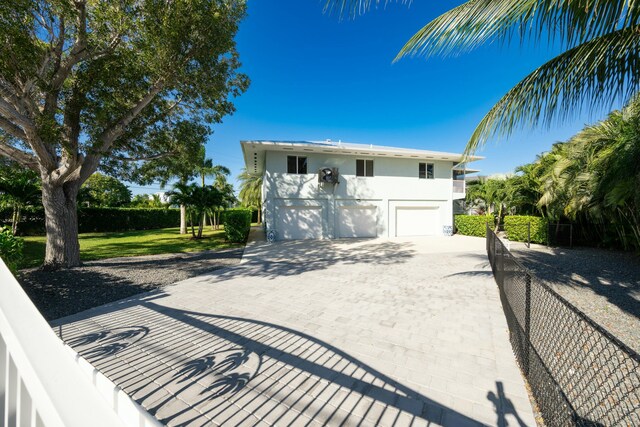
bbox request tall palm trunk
[180,204,187,234]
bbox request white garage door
[338,206,377,238]
[396,207,440,237]
[276,206,323,240]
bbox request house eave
[241,140,484,174]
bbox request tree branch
[0,139,39,171]
[0,97,35,131]
[0,117,27,141]
[113,151,177,162]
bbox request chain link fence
[486,225,640,426]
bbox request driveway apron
[52,232,536,427]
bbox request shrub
[222,209,251,242]
[455,214,493,237]
[0,226,23,274]
[78,208,179,232]
[505,215,549,244]
[0,207,180,235]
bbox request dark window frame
[286,155,307,174]
[419,163,426,179]
[356,159,374,177]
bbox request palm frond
[465,27,640,154]
[396,0,637,59]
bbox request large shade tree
[326,1,640,153]
[0,0,248,268]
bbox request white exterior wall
[263,150,455,239]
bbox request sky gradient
[131,1,621,194]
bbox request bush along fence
[486,225,640,426]
[454,214,494,237]
[504,215,548,245]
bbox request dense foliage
[222,209,251,243]
[454,214,493,237]
[466,97,640,250]
[0,161,40,234]
[168,183,224,238]
[504,216,548,245]
[78,173,131,207]
[238,168,262,223]
[0,226,23,274]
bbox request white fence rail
[0,259,159,427]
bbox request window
[287,156,307,174]
[419,163,434,179]
[356,159,374,177]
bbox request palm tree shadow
[202,372,253,399]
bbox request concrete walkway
[52,231,536,426]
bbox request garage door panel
[277,206,323,240]
[338,206,377,238]
[396,207,439,237]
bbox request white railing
[453,180,466,193]
[0,259,160,427]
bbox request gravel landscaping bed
[509,242,640,354]
[18,247,244,321]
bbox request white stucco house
[241,140,482,240]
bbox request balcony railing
[453,179,465,193]
[0,259,159,427]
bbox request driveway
[52,231,536,427]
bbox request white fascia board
[241,140,484,166]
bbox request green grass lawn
[20,227,240,270]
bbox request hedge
[222,209,251,243]
[78,208,180,232]
[0,226,23,274]
[0,207,180,235]
[504,215,548,244]
[454,214,493,237]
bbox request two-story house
[241,140,482,240]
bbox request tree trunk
[197,213,204,238]
[180,204,187,234]
[11,205,19,235]
[189,212,196,238]
[41,180,81,269]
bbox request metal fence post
[524,272,532,376]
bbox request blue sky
[131,1,619,195]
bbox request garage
[337,206,377,238]
[276,205,323,240]
[395,207,440,237]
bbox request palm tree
[238,168,263,224]
[0,167,40,234]
[194,147,231,228]
[168,183,224,239]
[326,1,640,153]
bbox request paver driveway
[52,232,536,427]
